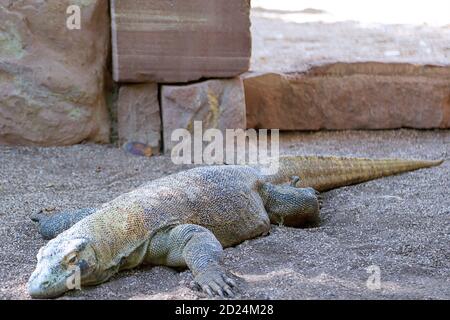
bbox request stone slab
[111,0,251,83]
[161,78,246,153]
[245,63,450,130]
[118,83,161,154]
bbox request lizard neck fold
[68,202,153,275]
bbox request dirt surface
[250,11,450,74]
[0,130,449,300]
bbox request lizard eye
[65,253,78,265]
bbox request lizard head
[28,237,98,299]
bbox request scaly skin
[28,156,443,298]
[268,156,444,191]
[31,208,96,240]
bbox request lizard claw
[30,210,44,223]
[290,176,301,187]
[305,187,319,196]
[192,266,237,298]
[202,285,214,297]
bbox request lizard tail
[266,156,444,192]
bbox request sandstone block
[111,0,251,83]
[245,63,450,130]
[118,83,161,153]
[0,0,110,146]
[161,78,246,153]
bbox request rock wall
[2,2,449,148]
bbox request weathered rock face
[118,83,161,154]
[111,0,252,83]
[245,63,450,130]
[161,78,246,153]
[0,0,110,146]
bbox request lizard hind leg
[30,208,97,240]
[261,182,321,228]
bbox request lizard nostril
[41,281,50,288]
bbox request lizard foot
[190,265,237,298]
[305,187,322,208]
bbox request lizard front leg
[31,208,97,240]
[154,224,237,298]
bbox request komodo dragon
[28,156,443,298]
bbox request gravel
[0,129,449,300]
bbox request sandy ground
[250,12,450,74]
[0,130,449,300]
[252,0,450,26]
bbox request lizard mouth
[27,267,71,299]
